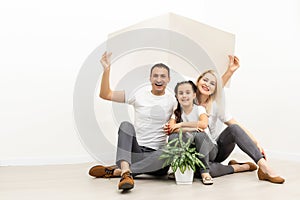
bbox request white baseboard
[0,155,95,166]
[264,150,300,162]
[233,148,300,162]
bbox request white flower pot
[174,168,194,184]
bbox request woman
[194,69,285,183]
[166,79,215,185]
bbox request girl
[165,79,215,185]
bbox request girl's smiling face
[176,83,196,107]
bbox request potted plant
[160,129,205,184]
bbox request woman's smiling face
[197,72,216,96]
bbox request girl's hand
[170,123,181,133]
[197,127,204,132]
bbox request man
[89,52,177,191]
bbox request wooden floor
[1,155,299,200]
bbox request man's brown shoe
[88,165,118,178]
[118,171,134,190]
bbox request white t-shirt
[181,105,206,123]
[181,104,216,144]
[208,102,232,140]
[126,89,177,150]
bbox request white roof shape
[107,13,235,86]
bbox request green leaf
[185,152,193,161]
[194,158,206,170]
[188,147,196,153]
[190,163,196,172]
[179,129,184,147]
[185,138,192,148]
[174,140,179,148]
[172,161,178,173]
[179,165,186,174]
[168,138,179,145]
[159,154,171,159]
[160,127,209,174]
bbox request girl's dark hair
[174,80,197,123]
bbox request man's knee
[119,121,135,135]
[120,121,133,128]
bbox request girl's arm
[164,118,196,134]
[166,113,208,134]
[173,113,208,129]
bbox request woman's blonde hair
[195,70,224,115]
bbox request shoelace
[120,172,132,181]
[104,168,114,178]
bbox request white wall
[1,0,299,165]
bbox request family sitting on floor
[88,52,284,191]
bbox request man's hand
[100,51,112,70]
[163,123,179,135]
[163,123,171,135]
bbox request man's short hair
[150,63,170,77]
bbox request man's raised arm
[99,52,125,103]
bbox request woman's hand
[100,51,112,70]
[257,143,267,160]
[227,55,240,73]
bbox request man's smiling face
[150,67,170,96]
